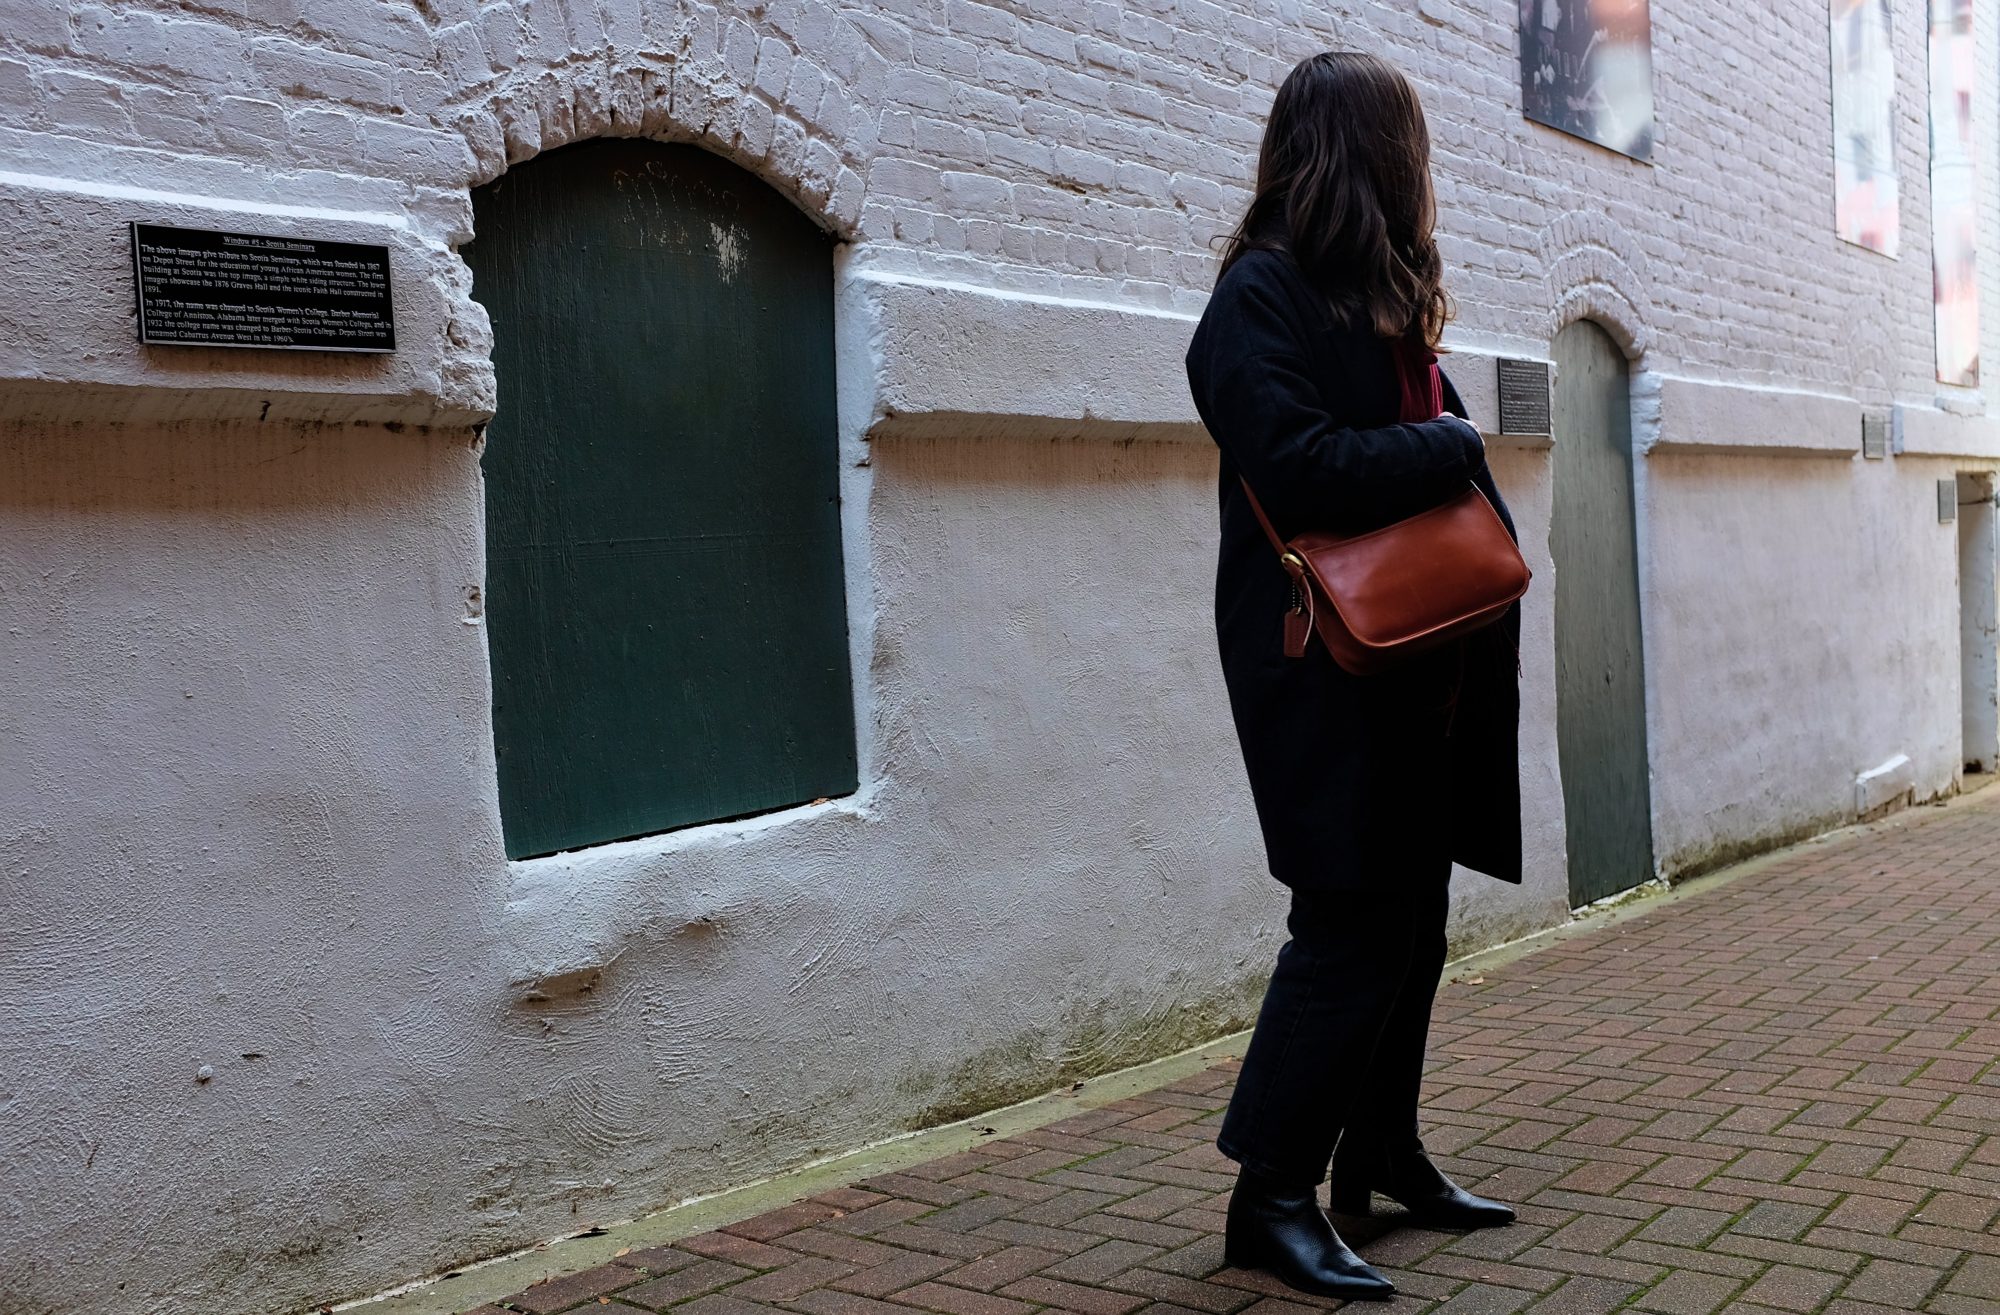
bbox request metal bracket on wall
[1862,410,1890,459]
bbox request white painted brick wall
[0,0,1986,412]
[6,6,1998,1315]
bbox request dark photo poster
[1519,0,1655,160]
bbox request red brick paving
[476,798,2000,1315]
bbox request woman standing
[1184,52,1524,1302]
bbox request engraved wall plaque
[131,222,395,352]
[1496,357,1552,436]
[1861,410,1889,459]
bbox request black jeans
[1217,866,1452,1188]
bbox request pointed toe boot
[1224,1170,1396,1301]
[1330,1148,1516,1231]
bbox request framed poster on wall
[1929,0,1979,385]
[1830,0,1900,256]
[1519,0,1655,160]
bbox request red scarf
[1395,336,1443,422]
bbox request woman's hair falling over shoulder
[1218,50,1452,350]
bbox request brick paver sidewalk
[471,799,2000,1315]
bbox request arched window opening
[465,139,857,860]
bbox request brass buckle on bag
[1278,551,1313,659]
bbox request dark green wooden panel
[465,139,856,860]
[1551,320,1654,905]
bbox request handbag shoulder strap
[1238,477,1288,557]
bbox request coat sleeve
[1188,270,1485,529]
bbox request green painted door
[465,140,857,860]
[1551,320,1654,905]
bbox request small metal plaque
[1940,478,1959,523]
[131,222,395,352]
[1496,357,1551,436]
[1861,410,1889,459]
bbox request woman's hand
[1443,413,1486,457]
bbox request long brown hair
[1218,51,1451,349]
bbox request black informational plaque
[130,223,395,352]
[1496,357,1551,436]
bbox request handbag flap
[1291,486,1530,651]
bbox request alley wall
[1,3,1995,1313]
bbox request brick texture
[2,0,1986,373]
[471,801,2000,1315]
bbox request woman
[1184,52,1524,1302]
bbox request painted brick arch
[1538,208,1653,360]
[443,3,884,239]
[432,4,890,415]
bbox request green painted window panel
[465,140,857,860]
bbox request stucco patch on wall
[0,171,488,425]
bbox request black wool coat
[1185,247,1523,891]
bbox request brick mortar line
[335,1041,1247,1315]
[340,788,2000,1315]
[1445,785,2000,989]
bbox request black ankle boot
[1224,1169,1395,1301]
[1329,1147,1516,1230]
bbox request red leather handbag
[1240,341,1530,676]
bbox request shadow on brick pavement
[468,797,2000,1315]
